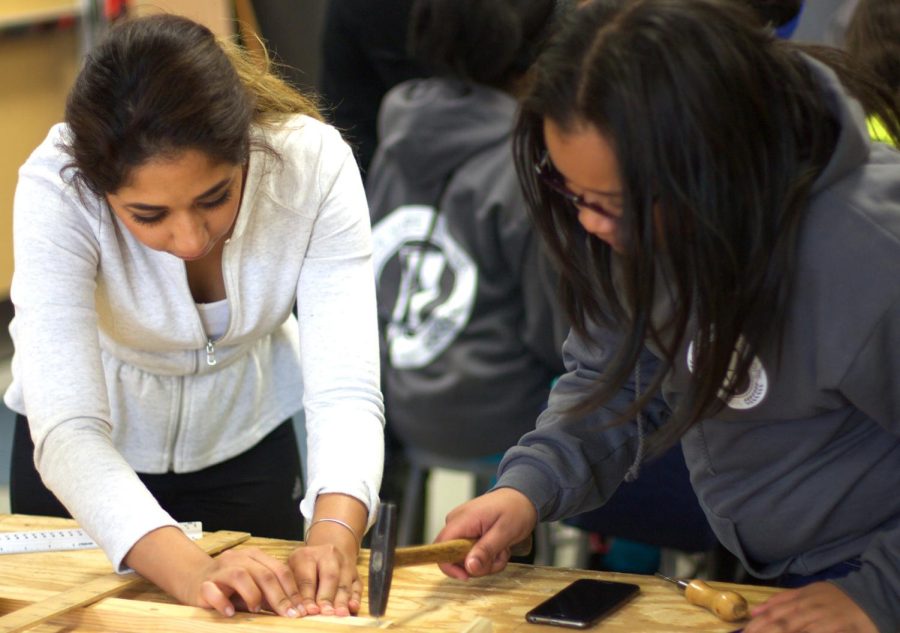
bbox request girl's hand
[293,493,368,616]
[187,546,305,618]
[125,526,304,618]
[744,582,877,633]
[287,539,362,616]
[434,487,538,580]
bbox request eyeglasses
[534,151,620,220]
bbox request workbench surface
[0,514,779,632]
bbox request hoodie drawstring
[624,361,646,482]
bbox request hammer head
[367,502,398,618]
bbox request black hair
[407,0,560,90]
[62,13,319,197]
[514,0,899,451]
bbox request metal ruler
[0,521,202,555]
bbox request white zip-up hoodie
[4,114,385,571]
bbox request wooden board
[129,0,234,39]
[0,20,80,298]
[0,515,779,632]
[0,0,80,29]
[0,529,250,633]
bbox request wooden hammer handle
[684,579,749,622]
[393,536,533,567]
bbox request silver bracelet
[305,517,360,546]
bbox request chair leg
[398,464,426,546]
[538,523,591,569]
[534,522,555,567]
[567,527,592,570]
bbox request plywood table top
[0,514,778,632]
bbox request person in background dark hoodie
[434,1,900,632]
[791,0,859,45]
[366,0,569,530]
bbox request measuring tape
[0,521,202,555]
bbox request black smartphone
[525,578,640,629]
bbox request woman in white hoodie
[5,14,383,620]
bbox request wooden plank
[458,617,493,633]
[233,0,266,63]
[129,0,234,39]
[0,25,80,297]
[3,596,386,633]
[0,530,249,633]
[0,516,780,632]
[0,0,80,29]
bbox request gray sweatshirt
[367,78,567,458]
[495,60,900,631]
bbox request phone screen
[525,578,640,629]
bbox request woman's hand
[187,546,305,617]
[744,582,877,633]
[287,538,361,616]
[434,487,538,580]
[292,492,368,616]
[125,526,304,618]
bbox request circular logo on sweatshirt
[372,205,477,369]
[686,336,768,410]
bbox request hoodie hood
[374,78,518,189]
[805,53,872,195]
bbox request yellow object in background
[868,115,898,147]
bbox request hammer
[367,502,533,618]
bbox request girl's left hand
[744,582,877,633]
[287,539,361,616]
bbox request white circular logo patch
[372,205,477,369]
[686,337,768,410]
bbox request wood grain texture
[0,522,249,633]
[0,515,779,632]
[387,536,532,567]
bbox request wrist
[124,526,211,604]
[305,518,360,553]
[306,493,368,555]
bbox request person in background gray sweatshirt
[366,0,568,478]
[435,2,900,632]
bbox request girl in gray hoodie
[436,2,900,632]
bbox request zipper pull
[206,339,217,366]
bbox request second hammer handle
[394,536,533,567]
[684,579,749,622]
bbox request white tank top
[195,299,230,340]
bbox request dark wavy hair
[845,0,900,104]
[407,0,560,91]
[62,13,320,197]
[514,0,899,451]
